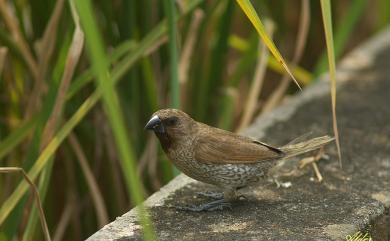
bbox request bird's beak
[145,115,165,133]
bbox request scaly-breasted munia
[145,109,333,211]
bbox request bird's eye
[165,117,178,126]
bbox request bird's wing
[194,127,283,164]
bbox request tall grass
[0,0,388,240]
[74,0,155,239]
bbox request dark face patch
[163,116,179,127]
[157,116,181,151]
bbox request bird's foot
[237,194,248,200]
[196,191,224,200]
[274,179,292,188]
[175,199,232,212]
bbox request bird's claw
[175,199,232,212]
[237,194,248,200]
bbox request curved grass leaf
[320,0,342,166]
[228,35,312,86]
[315,0,367,75]
[0,167,51,241]
[236,0,302,90]
[268,57,312,85]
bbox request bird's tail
[280,135,334,159]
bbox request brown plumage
[145,109,333,211]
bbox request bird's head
[145,109,196,149]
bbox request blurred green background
[0,0,389,240]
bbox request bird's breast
[167,142,277,188]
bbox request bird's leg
[196,191,224,200]
[175,199,232,212]
[175,189,236,212]
[235,186,248,200]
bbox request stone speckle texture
[87,28,390,241]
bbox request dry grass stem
[144,35,168,56]
[179,9,204,85]
[261,0,310,114]
[0,167,51,241]
[311,162,323,182]
[0,47,7,74]
[53,199,74,241]
[138,136,161,191]
[40,2,84,149]
[103,120,127,210]
[237,20,274,131]
[146,138,161,190]
[299,147,325,182]
[25,0,66,119]
[178,9,203,106]
[68,133,109,227]
[0,0,39,80]
[320,0,342,167]
[37,0,66,76]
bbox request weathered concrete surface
[87,27,390,241]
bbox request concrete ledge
[87,27,390,241]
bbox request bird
[145,109,334,211]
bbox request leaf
[74,0,155,239]
[236,0,302,90]
[320,0,342,166]
[0,116,38,161]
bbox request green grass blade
[0,90,100,227]
[315,0,367,75]
[0,117,38,161]
[217,87,237,130]
[74,1,135,197]
[376,0,390,30]
[22,159,54,241]
[141,58,158,110]
[228,34,312,86]
[164,0,181,176]
[66,40,137,99]
[74,0,155,240]
[23,4,83,237]
[0,0,202,164]
[0,167,51,241]
[0,29,27,68]
[227,33,258,87]
[163,0,180,109]
[268,57,312,85]
[0,0,204,230]
[0,42,136,166]
[67,0,202,102]
[236,0,302,90]
[196,1,234,122]
[320,0,342,167]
